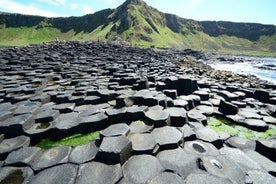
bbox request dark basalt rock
[218,100,239,115]
[105,107,127,124]
[80,112,108,132]
[144,110,170,127]
[163,89,177,99]
[0,166,33,184]
[28,163,78,184]
[255,139,276,162]
[69,140,99,164]
[123,155,164,184]
[187,110,207,125]
[130,133,158,155]
[193,90,210,101]
[0,110,13,121]
[14,101,40,115]
[157,148,197,178]
[34,109,60,123]
[146,172,185,184]
[0,135,30,160]
[164,107,188,127]
[0,113,34,138]
[53,103,75,114]
[4,147,41,167]
[31,146,71,171]
[127,105,148,121]
[77,162,122,184]
[100,123,130,138]
[97,135,132,164]
[197,155,246,184]
[151,126,182,150]
[241,119,268,132]
[254,89,270,103]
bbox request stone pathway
[0,41,276,183]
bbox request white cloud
[81,5,93,14]
[0,0,60,17]
[70,3,79,10]
[37,0,66,6]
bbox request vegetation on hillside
[0,0,275,56]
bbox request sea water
[207,57,276,84]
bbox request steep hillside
[0,0,275,56]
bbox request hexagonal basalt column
[164,107,188,127]
[144,110,170,127]
[97,135,132,164]
[100,123,130,139]
[151,126,182,150]
[130,133,158,155]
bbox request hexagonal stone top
[130,133,157,152]
[0,136,30,157]
[31,146,71,171]
[0,166,33,184]
[99,136,131,154]
[195,127,220,143]
[144,110,169,127]
[100,123,130,138]
[151,126,182,146]
[123,155,164,184]
[76,162,122,184]
[156,148,198,178]
[28,164,78,184]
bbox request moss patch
[37,131,99,149]
[207,117,276,139]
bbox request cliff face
[0,0,275,54]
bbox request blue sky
[0,0,275,25]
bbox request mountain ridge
[0,0,275,55]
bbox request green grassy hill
[0,0,276,56]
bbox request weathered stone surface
[98,135,132,164]
[34,109,60,123]
[218,100,239,115]
[185,172,233,184]
[0,135,30,160]
[219,147,261,170]
[130,133,158,155]
[53,103,75,113]
[146,172,185,184]
[77,162,122,184]
[69,140,99,164]
[106,107,127,124]
[127,105,148,121]
[151,126,182,150]
[14,101,40,115]
[225,136,256,150]
[164,107,188,127]
[129,120,153,133]
[157,148,197,178]
[144,110,170,127]
[4,147,41,167]
[123,155,164,184]
[80,112,108,132]
[255,139,276,162]
[184,140,220,156]
[241,119,268,132]
[0,166,33,184]
[29,164,78,184]
[246,150,276,176]
[198,155,246,184]
[246,170,276,184]
[187,110,207,124]
[31,146,71,171]
[195,127,222,148]
[100,123,130,138]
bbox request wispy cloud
[0,0,60,17]
[70,3,78,10]
[37,0,66,6]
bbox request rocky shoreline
[0,41,276,183]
